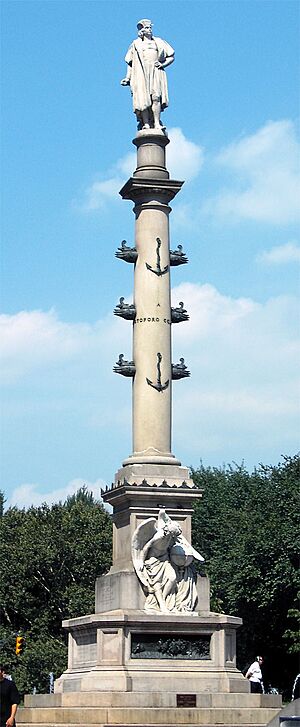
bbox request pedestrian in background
[0,664,20,727]
[292,673,300,700]
[246,655,264,694]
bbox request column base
[123,451,182,467]
[115,461,193,488]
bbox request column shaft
[132,201,172,458]
[119,132,183,467]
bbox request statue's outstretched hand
[120,78,130,86]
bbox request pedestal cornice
[62,609,243,630]
[101,481,203,512]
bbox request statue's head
[163,521,182,538]
[137,19,153,39]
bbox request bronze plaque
[131,633,211,659]
[176,694,196,708]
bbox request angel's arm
[177,534,205,562]
[139,533,158,568]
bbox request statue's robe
[125,36,174,114]
[143,552,198,614]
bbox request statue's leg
[136,112,143,131]
[162,565,177,599]
[152,97,161,129]
[153,583,170,613]
[141,109,150,129]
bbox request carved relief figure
[132,509,204,613]
[121,19,175,131]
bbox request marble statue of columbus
[121,19,175,131]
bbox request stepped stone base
[17,690,282,727]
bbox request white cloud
[204,120,300,224]
[76,128,203,210]
[116,151,136,177]
[0,308,127,384]
[171,282,256,341]
[82,177,124,210]
[257,240,300,264]
[167,128,204,180]
[8,478,108,510]
[171,282,300,457]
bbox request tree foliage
[0,488,112,694]
[191,455,300,697]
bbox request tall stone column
[122,132,181,466]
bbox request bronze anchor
[146,238,169,277]
[146,352,169,392]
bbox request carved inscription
[134,317,171,325]
[176,694,197,708]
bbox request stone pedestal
[55,609,247,696]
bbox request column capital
[119,176,183,205]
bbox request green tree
[0,490,6,518]
[0,488,112,694]
[191,455,300,697]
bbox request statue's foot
[158,602,172,614]
[143,123,150,129]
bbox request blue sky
[1,0,299,508]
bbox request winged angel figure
[132,509,204,613]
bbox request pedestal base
[55,609,246,696]
[18,691,282,727]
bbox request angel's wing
[131,517,157,589]
[177,533,205,563]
